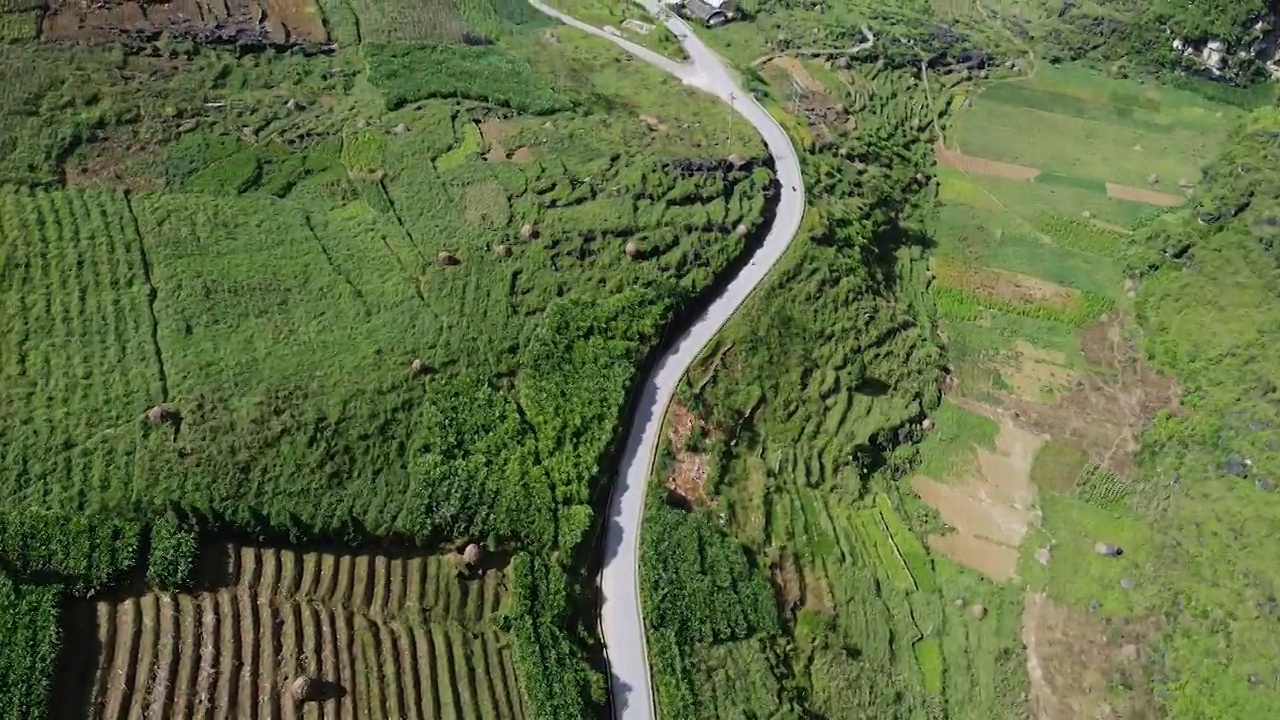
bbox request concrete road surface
[526,3,807,718]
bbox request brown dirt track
[1104,182,1185,207]
[934,141,1041,181]
[42,0,327,44]
[54,544,527,720]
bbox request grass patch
[365,43,571,113]
[915,401,999,479]
[1029,438,1092,494]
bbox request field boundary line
[124,191,169,403]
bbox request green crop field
[0,3,774,717]
[640,2,1280,718]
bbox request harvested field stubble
[55,545,526,720]
[41,0,329,45]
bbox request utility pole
[727,91,736,150]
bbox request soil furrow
[297,601,323,720]
[258,551,281,720]
[316,550,337,603]
[451,629,481,719]
[485,632,514,720]
[172,594,199,720]
[434,627,461,720]
[501,645,527,717]
[471,635,499,720]
[315,607,339,720]
[377,621,407,720]
[397,621,424,720]
[371,555,390,619]
[278,597,302,720]
[194,597,219,720]
[331,610,358,719]
[298,550,319,599]
[350,617,376,720]
[91,600,118,716]
[413,624,440,719]
[236,550,260,720]
[352,555,373,610]
[144,594,178,720]
[212,591,240,720]
[333,554,353,607]
[388,556,407,616]
[279,547,300,599]
[103,600,140,720]
[404,557,424,608]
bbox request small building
[671,0,738,28]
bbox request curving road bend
[527,3,806,719]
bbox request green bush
[365,43,570,114]
[0,570,59,720]
[147,514,199,591]
[0,511,140,596]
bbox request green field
[0,5,770,717]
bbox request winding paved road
[528,3,807,718]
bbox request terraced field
[55,545,525,720]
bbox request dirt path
[1104,182,1185,206]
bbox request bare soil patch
[934,141,1041,181]
[1023,592,1160,720]
[665,403,713,507]
[935,264,1081,309]
[1000,341,1075,401]
[997,313,1180,477]
[463,181,510,229]
[510,147,536,163]
[42,0,328,45]
[767,56,826,94]
[762,56,851,147]
[912,413,1044,582]
[480,120,517,162]
[62,126,164,191]
[1104,182,1185,207]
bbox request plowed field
[41,0,327,44]
[55,544,527,720]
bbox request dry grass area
[912,411,1045,582]
[767,56,825,94]
[934,141,1041,181]
[1104,182,1186,207]
[54,544,525,720]
[999,341,1076,402]
[665,403,712,507]
[999,313,1180,477]
[1023,592,1159,720]
[935,263,1081,309]
[42,0,328,44]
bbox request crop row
[1075,463,1131,510]
[931,283,1113,327]
[1033,212,1131,258]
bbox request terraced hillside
[55,545,524,720]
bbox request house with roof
[670,0,738,27]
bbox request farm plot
[0,187,163,509]
[55,544,524,720]
[41,0,328,45]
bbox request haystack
[921,417,934,431]
[463,543,483,566]
[521,223,538,240]
[727,153,745,169]
[1094,542,1122,557]
[409,358,429,376]
[437,251,459,266]
[969,604,987,621]
[495,244,513,257]
[290,676,318,702]
[146,405,178,426]
[624,241,641,260]
[734,223,748,237]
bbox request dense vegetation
[710,0,1280,87]
[0,3,772,715]
[1118,108,1280,716]
[641,62,982,720]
